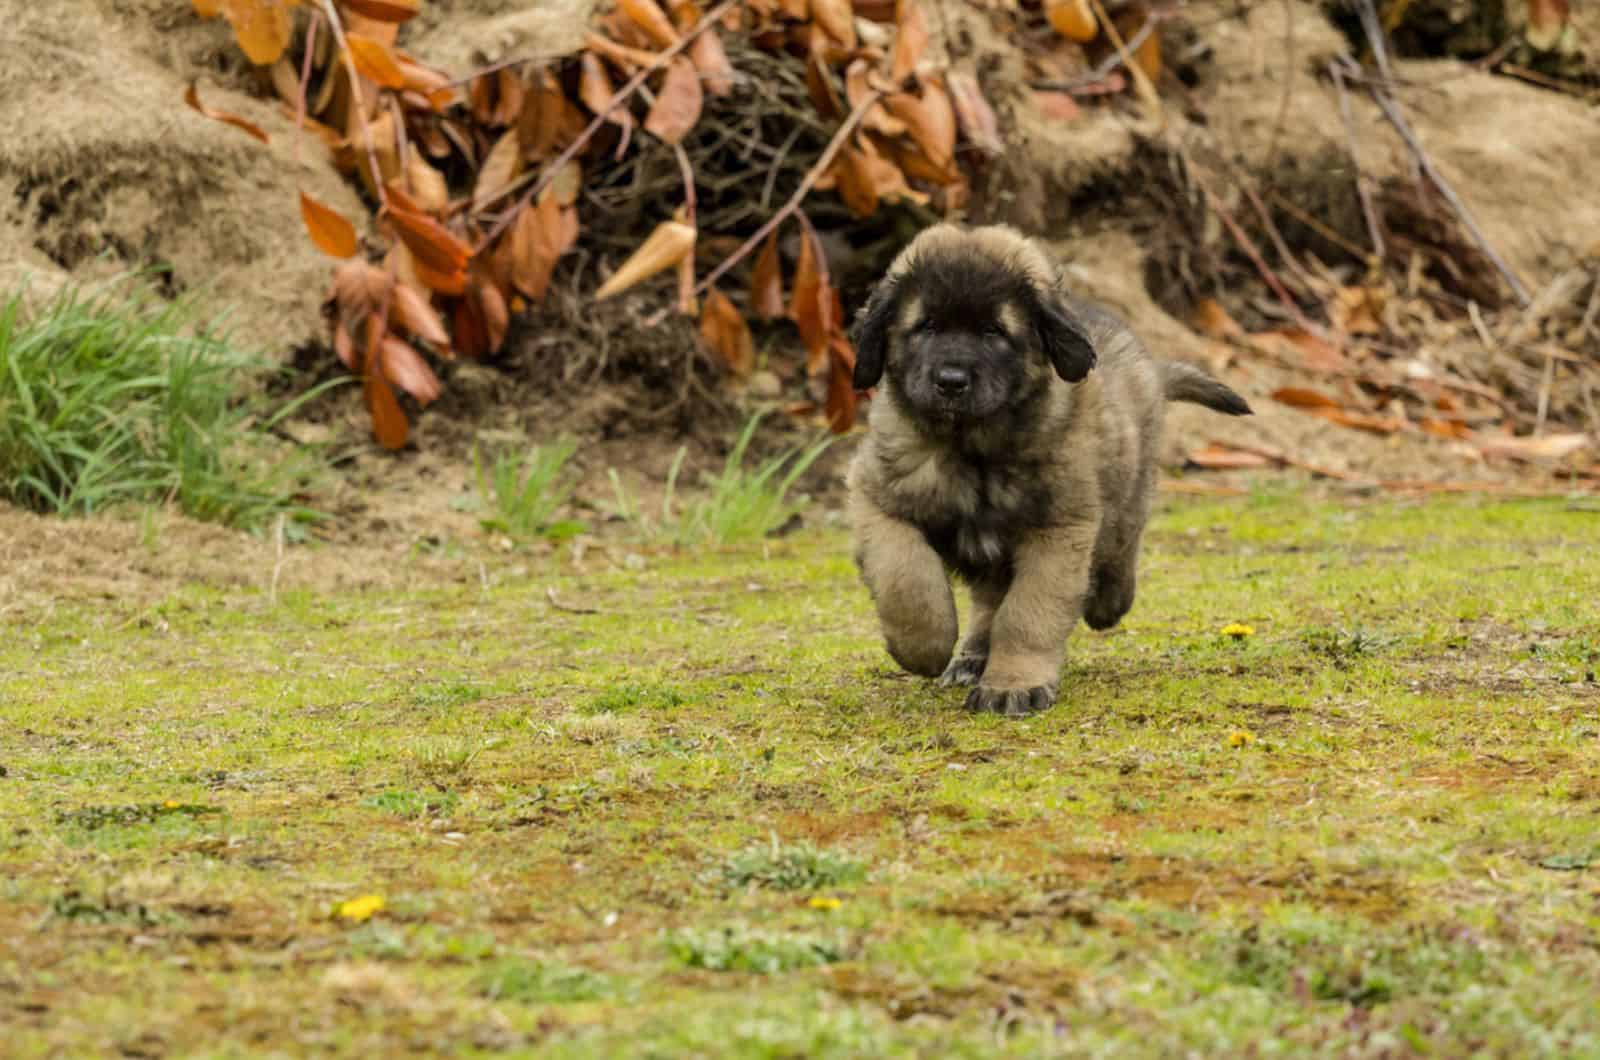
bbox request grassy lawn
[3,489,1598,1057]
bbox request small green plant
[582,682,687,716]
[1301,626,1398,659]
[476,958,617,1003]
[474,437,586,542]
[408,737,484,785]
[607,413,831,546]
[666,925,848,973]
[0,274,330,528]
[363,789,458,819]
[718,835,865,892]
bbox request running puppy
[846,224,1251,716]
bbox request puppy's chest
[889,452,1052,575]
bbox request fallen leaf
[885,82,957,170]
[379,336,442,404]
[700,290,755,377]
[363,317,409,450]
[596,220,697,299]
[345,32,408,89]
[579,52,636,135]
[690,28,736,96]
[1044,0,1096,41]
[1250,328,1348,372]
[620,0,681,48]
[472,67,526,128]
[834,144,880,218]
[1190,297,1243,340]
[213,0,295,65]
[890,0,929,83]
[1031,90,1082,122]
[1269,387,1340,410]
[386,203,472,280]
[405,146,450,213]
[391,282,450,349]
[300,190,359,258]
[1186,444,1271,470]
[790,226,827,360]
[472,129,524,212]
[476,275,510,354]
[825,332,858,431]
[1318,408,1404,435]
[342,0,419,20]
[947,71,1002,155]
[811,0,857,48]
[1478,432,1589,462]
[184,80,270,143]
[1418,417,1473,441]
[751,231,785,320]
[644,58,703,145]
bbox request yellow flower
[1228,730,1256,748]
[1221,623,1255,639]
[162,800,180,809]
[336,894,386,922]
[808,896,842,911]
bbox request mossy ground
[3,488,1599,1057]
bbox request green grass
[3,490,1600,1056]
[609,412,833,545]
[0,275,328,528]
[475,437,586,542]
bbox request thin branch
[318,0,388,210]
[1330,59,1385,264]
[1030,10,1165,92]
[1086,0,1162,121]
[1188,165,1313,333]
[474,0,740,254]
[679,86,886,306]
[293,10,321,170]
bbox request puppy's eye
[983,324,1009,341]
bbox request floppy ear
[849,277,901,390]
[1031,293,1097,383]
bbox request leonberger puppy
[846,224,1252,716]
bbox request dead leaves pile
[188,0,1167,448]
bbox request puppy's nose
[934,366,971,395]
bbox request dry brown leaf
[184,80,270,144]
[619,0,682,48]
[1190,297,1243,340]
[596,220,697,299]
[204,0,296,65]
[1031,89,1082,122]
[846,61,906,136]
[835,145,880,218]
[1418,417,1473,441]
[790,226,825,360]
[1044,0,1096,41]
[585,33,663,72]
[379,336,442,404]
[890,0,929,83]
[546,160,584,207]
[518,69,579,160]
[947,72,1002,156]
[1270,387,1341,410]
[858,135,927,206]
[825,333,858,431]
[405,147,449,213]
[345,32,407,89]
[1116,6,1163,83]
[1479,432,1589,461]
[386,204,471,284]
[700,290,755,377]
[690,28,736,97]
[1319,409,1404,435]
[477,276,510,354]
[362,313,409,449]
[1186,445,1272,470]
[332,319,355,370]
[805,47,844,120]
[472,130,524,213]
[751,232,785,320]
[391,282,450,349]
[777,0,809,20]
[342,0,420,20]
[811,0,857,48]
[1329,286,1384,336]
[644,58,704,145]
[300,190,359,258]
[885,83,956,170]
[1250,328,1348,373]
[472,67,527,128]
[579,53,637,138]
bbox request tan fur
[848,224,1250,715]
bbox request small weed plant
[0,275,330,528]
[474,437,585,542]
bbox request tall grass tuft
[474,437,586,542]
[0,275,328,529]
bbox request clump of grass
[0,275,328,528]
[582,682,687,716]
[476,958,618,1003]
[666,925,848,973]
[608,412,832,546]
[408,737,484,786]
[1302,626,1399,659]
[363,789,458,819]
[474,437,586,542]
[55,802,221,831]
[718,835,865,892]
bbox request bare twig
[475,0,740,254]
[1030,10,1164,91]
[318,0,388,209]
[1086,0,1162,121]
[1188,165,1314,332]
[1329,59,1385,263]
[293,10,321,170]
[666,85,888,313]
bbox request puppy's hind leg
[851,495,958,678]
[939,575,1007,687]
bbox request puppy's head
[850,225,1096,427]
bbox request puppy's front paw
[964,682,1058,717]
[938,654,987,687]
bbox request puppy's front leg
[939,577,1006,687]
[851,496,957,678]
[966,523,1096,716]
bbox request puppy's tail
[1162,361,1252,416]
